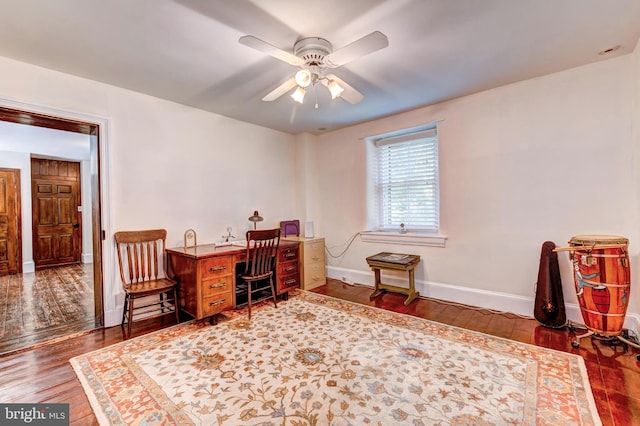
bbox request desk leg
[369,268,384,299]
[404,269,419,306]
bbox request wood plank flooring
[0,264,98,355]
[0,279,638,425]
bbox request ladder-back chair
[240,228,281,319]
[114,229,179,337]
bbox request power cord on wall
[324,231,362,258]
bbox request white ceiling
[0,0,639,135]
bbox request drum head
[570,234,628,246]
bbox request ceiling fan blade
[262,77,297,101]
[323,74,364,104]
[239,35,305,66]
[324,31,389,67]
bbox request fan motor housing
[293,37,333,67]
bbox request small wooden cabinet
[166,240,300,320]
[284,236,326,290]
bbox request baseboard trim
[105,308,121,328]
[22,261,35,274]
[82,253,93,264]
[327,266,640,337]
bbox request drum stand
[569,321,640,359]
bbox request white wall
[310,53,640,331]
[0,55,297,326]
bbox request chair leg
[127,296,135,338]
[247,281,252,320]
[121,294,129,326]
[173,288,180,324]
[270,277,278,309]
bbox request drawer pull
[209,265,226,272]
[311,256,320,261]
[285,266,296,272]
[284,253,296,259]
[284,279,297,286]
[208,282,226,289]
[209,299,226,307]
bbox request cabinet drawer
[303,263,326,290]
[278,260,299,276]
[201,291,233,316]
[305,241,325,263]
[200,256,233,279]
[201,276,233,298]
[278,274,300,291]
[278,246,299,262]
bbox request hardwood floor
[0,279,638,425]
[0,264,98,355]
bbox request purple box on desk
[280,220,300,237]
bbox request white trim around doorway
[0,95,117,326]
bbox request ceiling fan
[239,31,388,106]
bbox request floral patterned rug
[70,291,601,425]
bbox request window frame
[364,123,446,247]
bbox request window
[369,125,439,233]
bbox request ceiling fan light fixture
[327,80,344,99]
[291,86,306,103]
[295,69,312,87]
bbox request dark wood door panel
[0,169,21,275]
[31,159,81,269]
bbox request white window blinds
[373,128,439,232]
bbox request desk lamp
[248,210,263,229]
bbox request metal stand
[569,320,640,355]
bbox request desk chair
[240,228,280,319]
[114,229,179,338]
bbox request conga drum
[568,235,630,336]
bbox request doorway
[0,105,106,353]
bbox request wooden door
[31,158,82,268]
[0,168,21,275]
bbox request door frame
[0,98,113,327]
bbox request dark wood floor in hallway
[0,264,98,355]
[0,279,638,425]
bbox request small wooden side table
[366,252,421,306]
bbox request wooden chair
[240,228,280,319]
[114,229,179,338]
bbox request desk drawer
[278,260,299,276]
[305,241,325,263]
[278,246,299,262]
[200,256,233,279]
[201,291,233,316]
[278,274,300,292]
[303,263,326,290]
[201,276,233,298]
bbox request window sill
[360,231,447,247]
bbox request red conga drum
[568,235,630,336]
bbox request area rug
[70,291,601,425]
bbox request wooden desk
[366,252,421,306]
[166,241,300,321]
